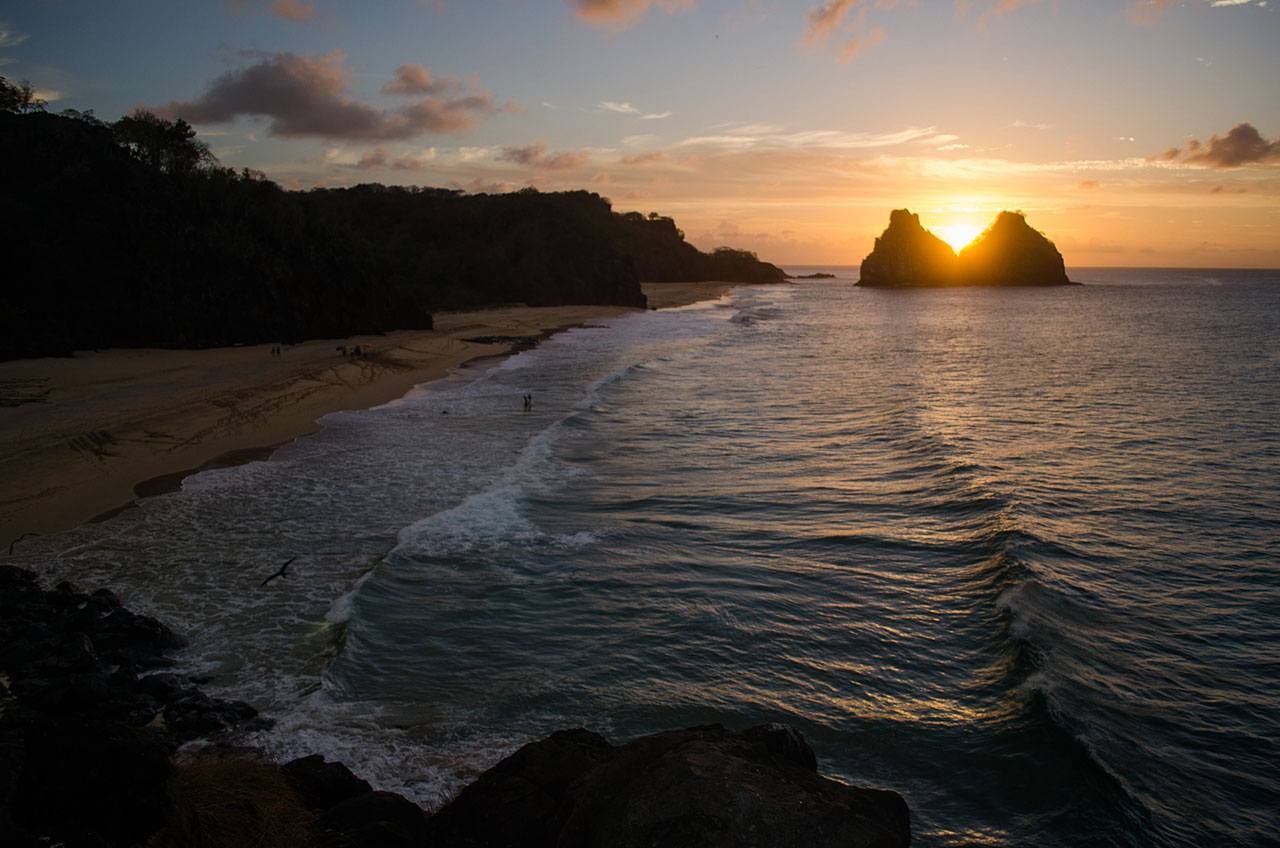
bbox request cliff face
[857,209,960,287]
[957,210,1071,286]
[857,208,1073,287]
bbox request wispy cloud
[0,21,30,48]
[620,150,667,166]
[223,0,317,23]
[1149,122,1280,168]
[598,100,640,114]
[597,100,672,119]
[156,50,514,141]
[381,64,463,96]
[802,0,893,62]
[339,145,438,170]
[570,0,694,29]
[1127,0,1261,23]
[498,140,591,170]
[677,125,943,150]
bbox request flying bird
[259,557,297,587]
[8,533,40,555]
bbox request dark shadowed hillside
[1,103,784,361]
[0,110,431,360]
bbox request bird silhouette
[259,557,297,587]
[8,533,40,555]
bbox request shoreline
[0,282,735,547]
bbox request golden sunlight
[932,224,984,255]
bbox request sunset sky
[4,0,1278,267]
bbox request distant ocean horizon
[17,266,1280,846]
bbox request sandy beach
[0,283,734,547]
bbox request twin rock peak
[858,209,1073,287]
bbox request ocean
[16,267,1280,846]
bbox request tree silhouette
[0,76,47,114]
[112,110,218,176]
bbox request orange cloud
[223,0,316,23]
[156,50,512,141]
[498,141,591,171]
[350,146,433,170]
[381,64,463,96]
[570,0,693,28]
[1150,122,1280,168]
[620,150,666,166]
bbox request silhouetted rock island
[858,208,1073,287]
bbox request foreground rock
[427,724,910,847]
[858,208,1072,287]
[1,565,911,847]
[0,565,265,846]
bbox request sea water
[15,268,1280,846]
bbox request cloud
[498,140,591,171]
[347,146,436,170]
[597,100,672,119]
[598,100,640,114]
[803,0,891,61]
[570,0,694,28]
[0,22,30,48]
[155,50,512,141]
[1127,0,1259,22]
[677,125,942,150]
[465,177,514,195]
[1077,179,1100,190]
[621,150,666,166]
[1149,122,1280,168]
[224,0,317,23]
[381,64,462,95]
[804,0,1064,60]
[836,25,885,61]
[1208,184,1248,193]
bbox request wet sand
[0,282,735,547]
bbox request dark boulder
[315,790,427,848]
[283,754,374,811]
[12,717,172,846]
[426,723,910,848]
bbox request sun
[931,224,984,255]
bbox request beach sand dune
[0,283,733,546]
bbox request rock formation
[857,209,961,287]
[957,210,1071,286]
[1,565,912,847]
[858,208,1073,287]
[426,723,910,847]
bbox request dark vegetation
[858,208,1072,287]
[0,77,784,361]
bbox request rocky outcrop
[1,565,912,847]
[858,208,1073,287]
[0,565,266,847]
[426,723,910,847]
[957,210,1071,286]
[858,209,961,287]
